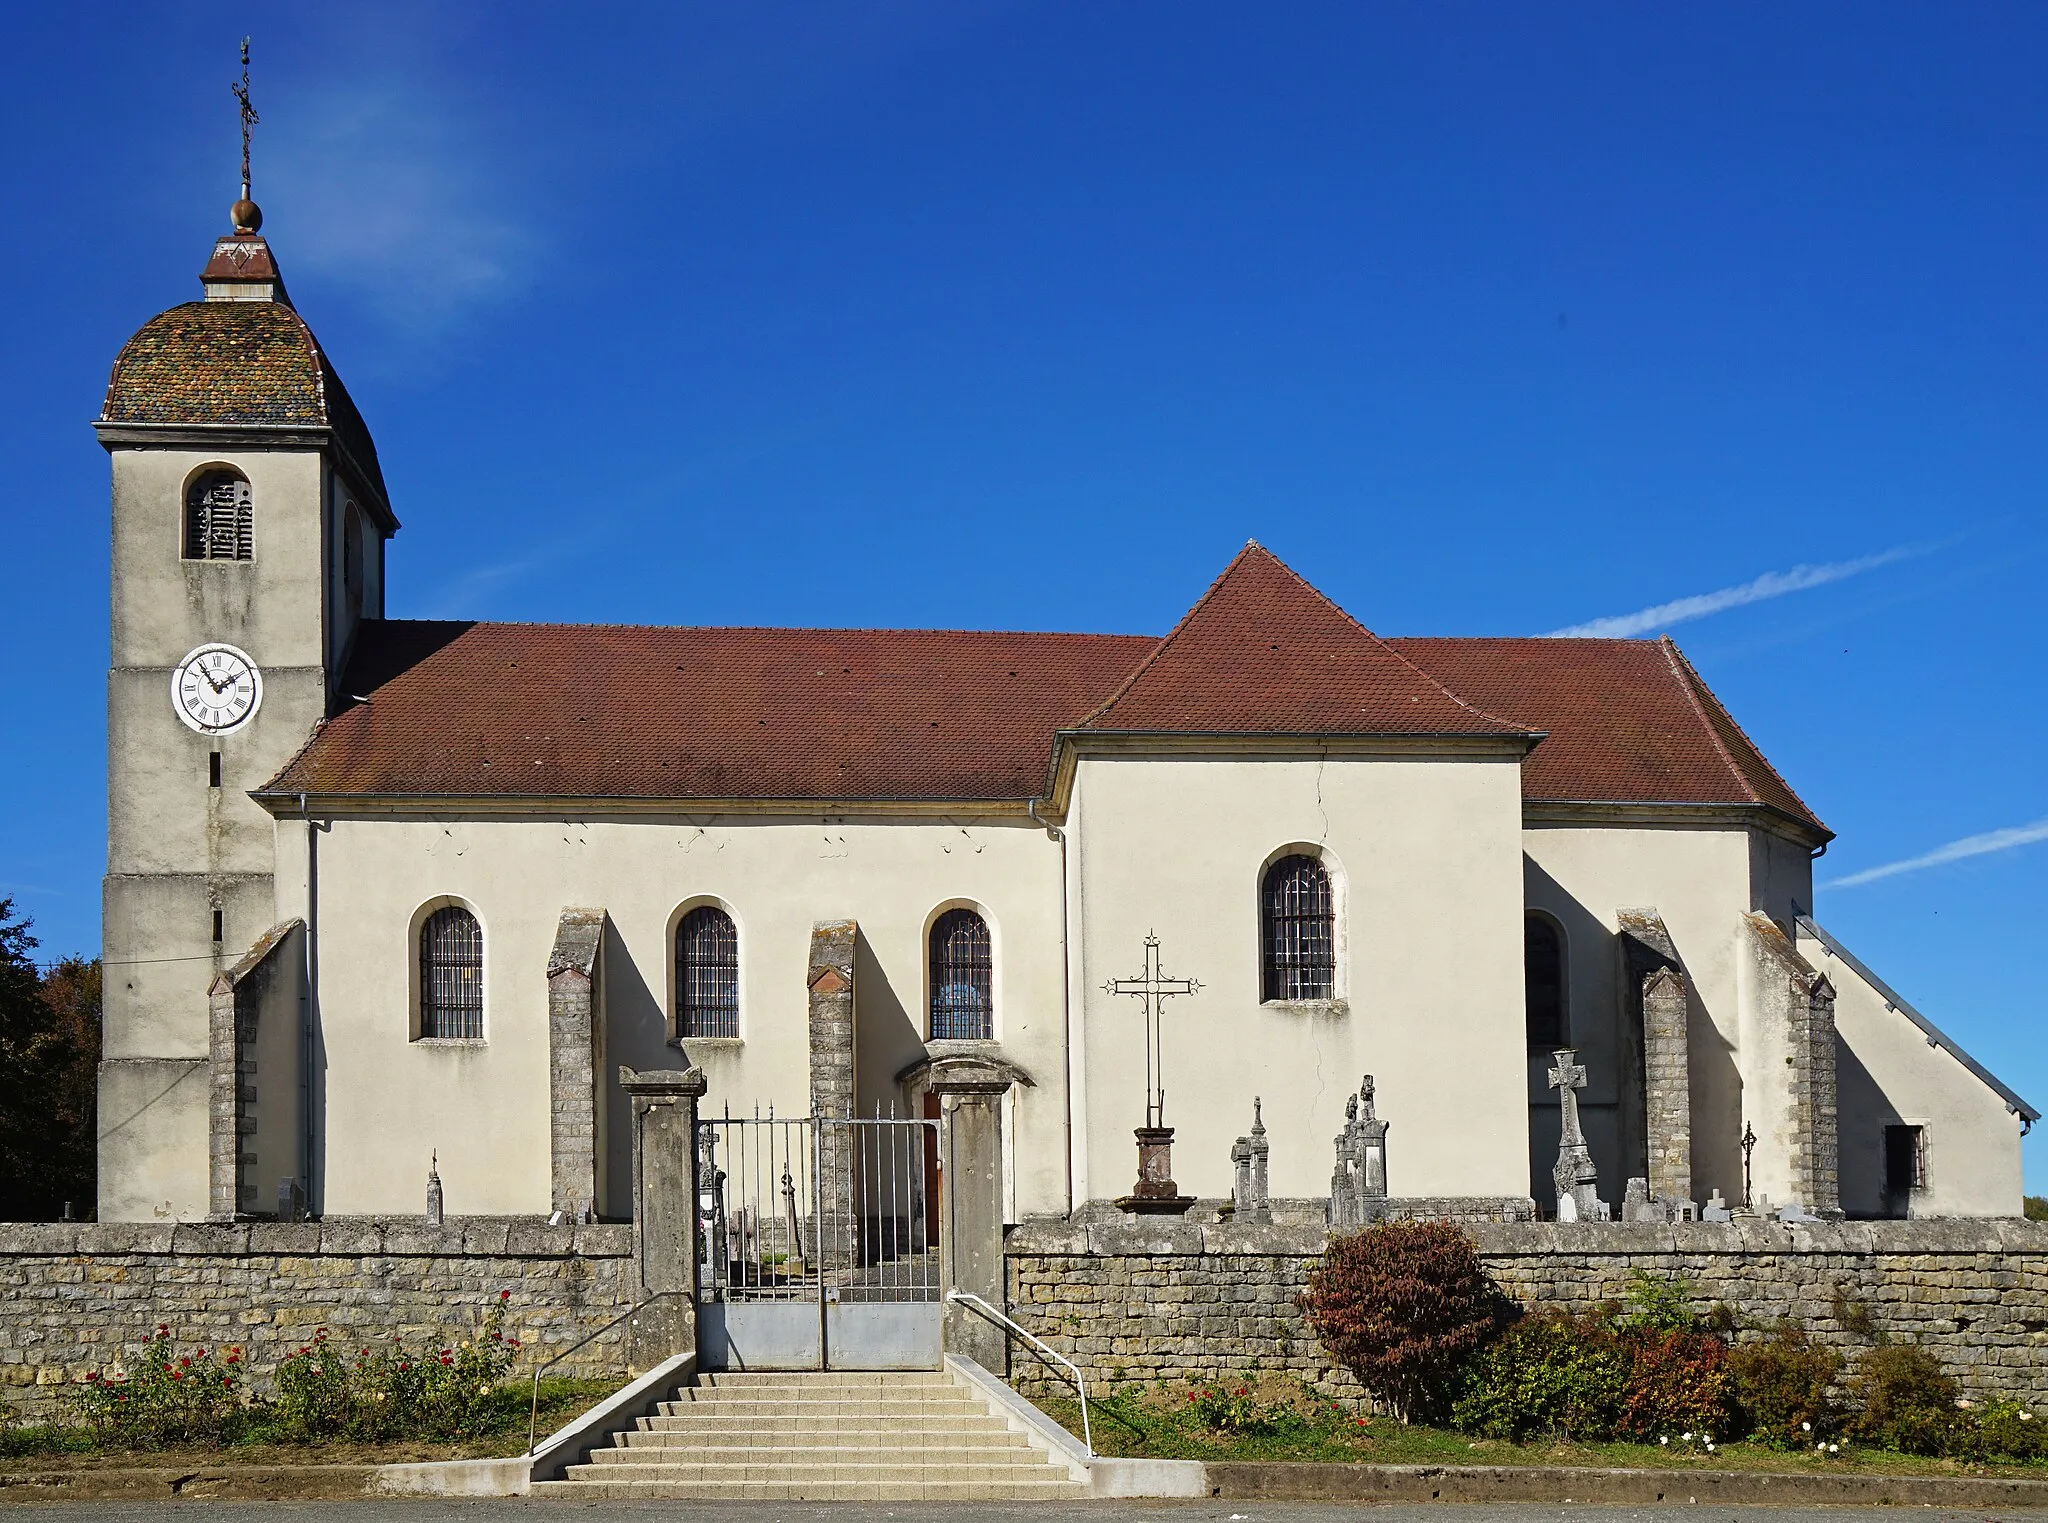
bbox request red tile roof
[1075,545,1531,738]
[261,551,1826,840]
[263,621,1155,804]
[1389,635,1827,835]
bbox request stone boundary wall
[0,1219,635,1419]
[1003,1217,2048,1405]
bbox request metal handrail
[945,1289,1092,1457]
[524,1290,692,1458]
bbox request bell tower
[94,175,397,1219]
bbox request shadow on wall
[1836,1036,1901,1220]
[1522,858,1614,1207]
[601,920,673,1216]
[854,927,925,1118]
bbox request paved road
[7,1505,2044,1521]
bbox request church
[94,195,2032,1233]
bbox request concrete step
[531,1478,1086,1501]
[563,1460,1072,1483]
[588,1445,1048,1468]
[698,1370,953,1387]
[640,1411,1008,1433]
[620,1425,1029,1449]
[657,1398,986,1418]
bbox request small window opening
[1883,1124,1926,1210]
[1525,914,1565,1047]
[1260,855,1334,1001]
[929,908,993,1040]
[211,909,224,943]
[208,752,222,788]
[419,906,485,1040]
[184,471,253,560]
[676,905,740,1038]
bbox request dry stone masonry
[1004,1218,2048,1406]
[0,1220,636,1418]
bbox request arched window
[419,906,484,1040]
[185,470,253,560]
[676,905,739,1038]
[1525,913,1565,1048]
[342,503,365,609]
[929,908,992,1040]
[1260,855,1334,1001]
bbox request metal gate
[694,1110,942,1370]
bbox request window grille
[1524,914,1565,1047]
[929,908,992,1040]
[1260,855,1334,1001]
[419,906,484,1040]
[677,905,740,1038]
[184,472,253,560]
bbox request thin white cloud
[260,73,536,335]
[1545,545,1926,639]
[1823,817,2048,890]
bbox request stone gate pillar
[924,1053,1030,1372]
[548,909,605,1219]
[620,1065,707,1368]
[808,920,858,1269]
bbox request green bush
[267,1291,522,1443]
[68,1324,248,1448]
[1450,1308,1730,1443]
[1975,1399,2048,1461]
[1846,1344,1967,1458]
[62,1293,525,1450]
[1451,1310,1629,1441]
[1302,1220,1502,1422]
[1726,1325,1843,1448]
[1181,1382,1306,1437]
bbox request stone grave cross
[1548,1047,1605,1221]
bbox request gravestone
[1329,1075,1389,1229]
[425,1153,444,1226]
[1548,1049,1605,1222]
[1230,1099,1272,1225]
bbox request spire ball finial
[230,198,263,234]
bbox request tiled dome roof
[101,299,389,510]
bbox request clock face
[171,643,263,734]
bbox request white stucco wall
[1797,924,2024,1218]
[282,812,1070,1219]
[1521,823,1793,1210]
[1067,749,1529,1205]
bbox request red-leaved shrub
[1302,1220,1500,1420]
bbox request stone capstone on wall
[1003,1217,2048,1405]
[0,1219,634,1418]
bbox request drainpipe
[299,792,317,1215]
[1028,797,1075,1216]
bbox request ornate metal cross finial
[232,37,260,201]
[1103,931,1201,1129]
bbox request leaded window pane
[1260,855,1333,1001]
[929,908,992,1040]
[419,906,484,1040]
[677,906,740,1038]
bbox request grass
[1025,1375,2048,1483]
[0,1377,615,1471]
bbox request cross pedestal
[1117,1126,1196,1215]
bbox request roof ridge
[373,617,1159,641]
[1074,543,1533,735]
[1658,636,1749,797]
[1661,636,1827,831]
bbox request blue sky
[4,5,2044,1182]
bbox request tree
[0,900,99,1220]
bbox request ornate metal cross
[232,38,260,200]
[1104,932,1200,1129]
